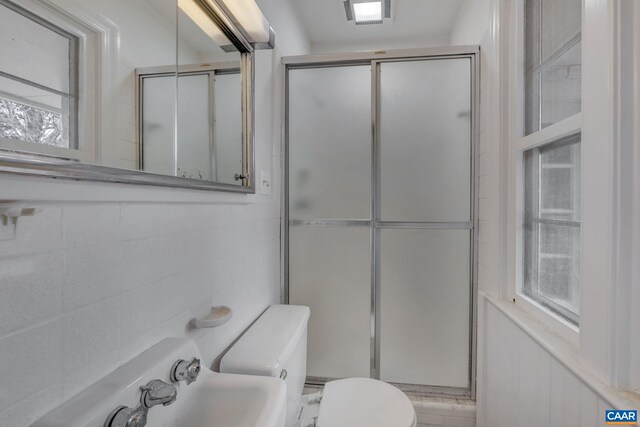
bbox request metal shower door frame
[282,46,480,399]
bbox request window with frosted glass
[524,0,581,135]
[0,0,78,150]
[523,135,581,324]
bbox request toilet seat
[316,378,417,427]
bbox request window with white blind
[0,0,80,158]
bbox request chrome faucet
[141,379,177,407]
[104,380,177,427]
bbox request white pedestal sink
[171,372,285,427]
[32,338,287,427]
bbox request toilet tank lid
[220,305,310,377]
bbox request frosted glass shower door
[288,65,372,379]
[286,54,475,391]
[378,58,472,388]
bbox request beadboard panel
[478,297,622,427]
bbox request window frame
[523,0,582,136]
[0,0,79,157]
[505,0,582,347]
[523,134,581,325]
[0,0,103,164]
[498,0,640,391]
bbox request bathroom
[0,0,638,425]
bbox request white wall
[0,201,280,426]
[449,0,493,46]
[309,35,448,54]
[257,0,310,56]
[0,1,309,426]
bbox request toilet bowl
[220,305,417,427]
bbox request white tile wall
[475,26,503,298]
[0,1,312,425]
[0,200,281,427]
[471,22,500,427]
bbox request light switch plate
[259,169,272,196]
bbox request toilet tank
[220,305,310,427]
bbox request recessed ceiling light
[344,0,390,25]
[353,1,382,23]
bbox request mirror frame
[0,0,256,193]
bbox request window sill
[482,291,640,411]
[513,293,579,348]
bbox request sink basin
[171,372,284,427]
[32,338,287,427]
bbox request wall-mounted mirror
[0,0,273,192]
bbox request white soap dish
[193,306,233,329]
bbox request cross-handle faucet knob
[104,379,176,427]
[104,405,147,427]
[141,379,177,408]
[171,357,201,385]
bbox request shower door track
[282,46,480,400]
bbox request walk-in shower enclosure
[283,46,479,398]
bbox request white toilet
[220,304,417,427]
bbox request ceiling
[291,0,465,50]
